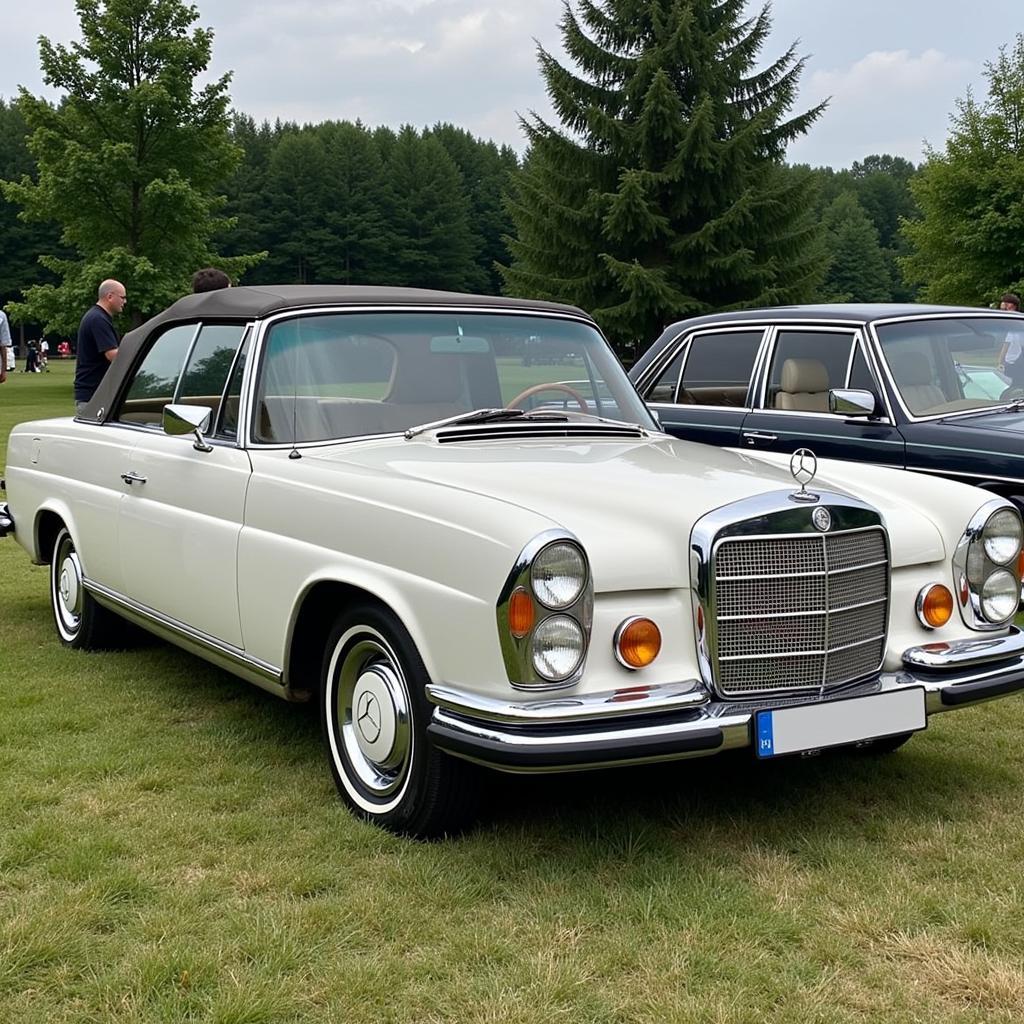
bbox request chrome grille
[712,528,888,697]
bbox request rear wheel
[320,603,481,837]
[49,526,121,649]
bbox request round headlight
[983,509,1023,565]
[530,615,585,681]
[531,542,587,609]
[981,570,1019,623]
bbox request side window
[678,331,761,406]
[215,331,250,440]
[115,324,197,426]
[768,330,857,412]
[848,344,880,393]
[647,348,685,402]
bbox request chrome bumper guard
[0,503,13,539]
[426,628,1024,772]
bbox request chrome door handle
[120,471,148,485]
[742,431,777,445]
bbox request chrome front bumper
[426,629,1024,772]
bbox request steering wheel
[506,382,589,413]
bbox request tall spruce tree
[1,0,263,332]
[500,0,826,350]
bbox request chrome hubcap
[53,537,83,633]
[337,637,412,798]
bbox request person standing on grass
[0,307,10,384]
[74,279,127,414]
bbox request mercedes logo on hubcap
[356,691,383,744]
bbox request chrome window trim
[866,311,1023,424]
[212,322,253,441]
[240,305,630,449]
[641,324,768,411]
[756,325,895,422]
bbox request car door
[739,326,907,467]
[116,322,253,648]
[643,328,765,447]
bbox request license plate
[755,687,926,758]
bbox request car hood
[936,407,1024,434]
[304,433,966,590]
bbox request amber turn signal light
[916,584,953,629]
[508,587,535,638]
[615,617,661,669]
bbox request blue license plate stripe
[757,711,774,757]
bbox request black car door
[739,326,907,467]
[642,328,765,448]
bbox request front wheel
[49,526,121,649]
[320,604,481,837]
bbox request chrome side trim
[426,679,709,724]
[84,579,287,698]
[903,627,1024,669]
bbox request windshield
[875,315,1024,416]
[252,310,654,443]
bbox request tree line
[1,0,1022,356]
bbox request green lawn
[3,364,1024,1022]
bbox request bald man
[74,279,127,413]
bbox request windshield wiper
[404,407,569,439]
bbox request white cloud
[786,49,977,167]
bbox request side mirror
[828,388,877,418]
[163,403,214,452]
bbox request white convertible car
[3,286,1024,836]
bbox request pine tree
[1,0,263,332]
[820,193,892,302]
[500,0,826,351]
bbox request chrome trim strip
[903,627,1024,669]
[170,323,204,404]
[426,679,709,723]
[428,652,1024,772]
[84,579,285,694]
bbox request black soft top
[80,285,591,422]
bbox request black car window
[678,331,761,407]
[648,349,685,402]
[848,344,879,392]
[115,324,198,426]
[767,330,857,411]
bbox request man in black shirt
[74,279,127,412]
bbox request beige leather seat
[886,352,945,414]
[774,358,830,412]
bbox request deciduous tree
[1,0,263,332]
[901,35,1024,304]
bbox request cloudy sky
[0,0,1018,169]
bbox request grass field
[3,362,1024,1022]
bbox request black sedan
[629,304,1024,507]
